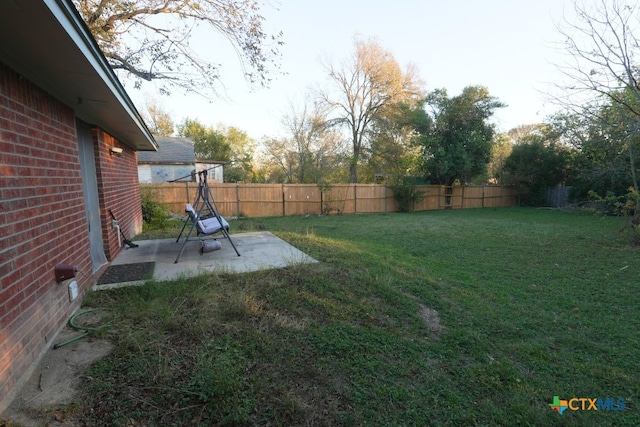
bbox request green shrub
[141,190,170,230]
[588,188,640,245]
[392,180,425,212]
[588,188,637,216]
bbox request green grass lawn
[72,208,638,425]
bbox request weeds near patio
[66,208,638,426]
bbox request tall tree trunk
[629,131,639,193]
[350,139,359,183]
[349,162,357,183]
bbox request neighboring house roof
[138,137,227,165]
[0,0,157,152]
[138,137,196,164]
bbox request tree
[558,99,640,199]
[486,132,512,184]
[141,94,174,136]
[556,0,640,193]
[421,86,505,185]
[319,36,424,183]
[503,124,574,206]
[364,101,428,181]
[221,125,257,183]
[177,120,257,182]
[485,125,551,185]
[177,118,231,162]
[262,98,345,183]
[261,136,298,183]
[73,0,283,96]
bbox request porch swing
[174,168,240,263]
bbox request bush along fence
[141,183,519,218]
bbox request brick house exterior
[0,0,156,412]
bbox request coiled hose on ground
[53,308,112,349]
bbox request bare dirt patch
[419,304,444,340]
[401,292,445,340]
[1,324,113,426]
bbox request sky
[127,0,579,141]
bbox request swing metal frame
[174,168,240,263]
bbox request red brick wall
[0,63,142,411]
[93,130,143,261]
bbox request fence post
[236,184,240,217]
[354,184,357,214]
[461,186,465,209]
[384,184,387,213]
[282,184,286,217]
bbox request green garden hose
[53,308,113,349]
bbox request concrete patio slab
[94,231,317,290]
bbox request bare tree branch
[73,0,283,97]
[554,0,640,114]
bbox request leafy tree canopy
[364,101,429,181]
[555,91,640,199]
[503,123,574,206]
[221,125,257,183]
[177,118,232,162]
[177,119,258,182]
[421,86,505,185]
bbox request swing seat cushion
[198,216,229,234]
[185,204,229,235]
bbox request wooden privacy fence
[141,183,518,218]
